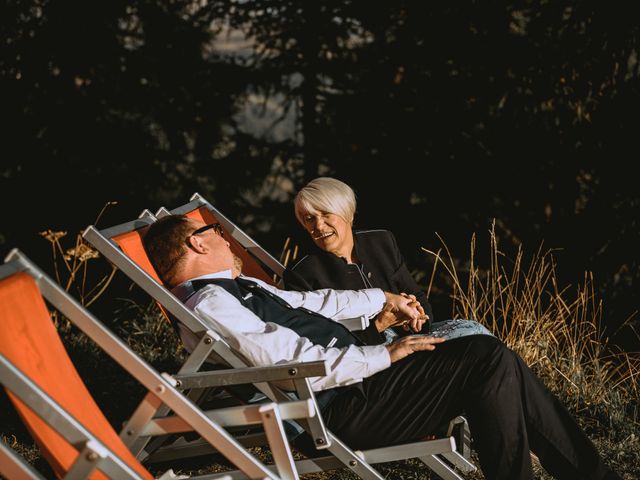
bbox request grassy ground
[1,227,639,478]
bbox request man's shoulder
[188,280,237,309]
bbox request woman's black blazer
[283,229,434,345]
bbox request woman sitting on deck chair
[284,176,493,346]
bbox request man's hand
[386,335,445,363]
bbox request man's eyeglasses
[190,223,224,238]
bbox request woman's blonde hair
[294,177,357,225]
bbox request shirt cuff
[363,344,392,376]
[362,288,386,313]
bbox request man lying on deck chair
[142,214,621,480]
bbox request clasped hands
[376,292,429,334]
[377,292,444,363]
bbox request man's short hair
[294,177,357,225]
[142,214,193,287]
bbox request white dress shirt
[174,270,391,392]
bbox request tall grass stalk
[423,225,640,427]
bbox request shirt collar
[189,269,233,282]
[171,269,233,299]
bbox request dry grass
[420,225,640,479]
[423,226,640,428]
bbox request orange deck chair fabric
[113,228,162,283]
[112,228,175,328]
[0,272,153,480]
[186,206,275,285]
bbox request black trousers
[323,335,618,480]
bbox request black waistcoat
[182,276,363,349]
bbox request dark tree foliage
[1,0,638,345]
[1,0,248,251]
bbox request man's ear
[187,234,208,254]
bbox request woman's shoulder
[286,251,336,273]
[284,251,345,290]
[354,229,397,247]
[286,254,314,272]
[354,228,394,238]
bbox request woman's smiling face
[300,209,354,259]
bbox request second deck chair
[83,195,476,480]
[0,249,307,480]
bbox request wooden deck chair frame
[0,249,306,480]
[82,198,476,480]
[82,211,339,470]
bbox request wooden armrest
[171,361,329,389]
[140,400,316,435]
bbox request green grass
[2,226,639,479]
